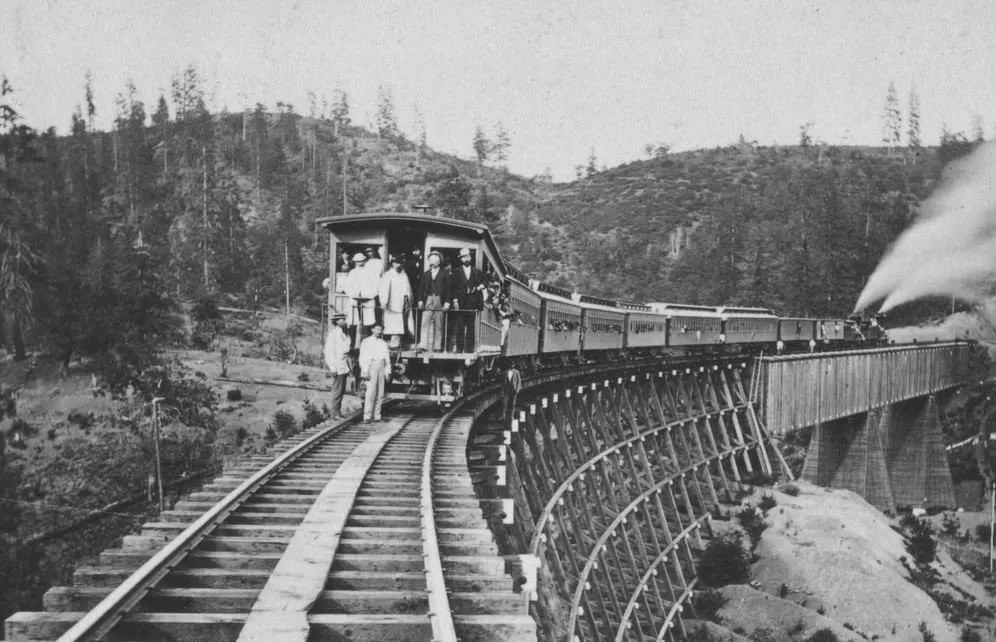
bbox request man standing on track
[359,324,391,423]
[323,312,350,419]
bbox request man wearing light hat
[416,250,451,351]
[323,311,350,418]
[343,252,380,335]
[449,247,487,352]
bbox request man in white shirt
[323,312,350,419]
[343,252,380,335]
[379,255,413,348]
[358,324,391,423]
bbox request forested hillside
[1,67,979,373]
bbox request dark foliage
[975,523,991,544]
[697,532,750,587]
[806,630,840,642]
[226,388,242,402]
[301,399,327,430]
[271,410,298,440]
[907,518,937,565]
[693,588,726,623]
[781,482,801,497]
[758,493,777,512]
[737,506,769,549]
[961,626,982,642]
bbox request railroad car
[778,317,818,344]
[718,306,779,344]
[318,212,864,403]
[576,294,626,355]
[624,305,669,352]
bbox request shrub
[694,588,726,622]
[302,400,327,430]
[941,512,960,537]
[975,523,991,544]
[297,371,310,383]
[779,582,789,598]
[900,512,920,531]
[67,410,96,430]
[920,622,935,642]
[737,506,768,548]
[806,630,840,642]
[697,532,750,587]
[272,410,298,440]
[226,388,243,402]
[781,482,800,497]
[961,626,982,642]
[907,519,937,565]
[758,493,777,512]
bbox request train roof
[316,212,510,275]
[716,306,776,317]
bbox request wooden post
[284,239,291,317]
[152,398,165,513]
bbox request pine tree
[492,122,510,170]
[972,114,985,142]
[331,89,350,133]
[882,81,902,154]
[375,85,397,139]
[907,86,921,148]
[586,148,598,177]
[472,126,490,170]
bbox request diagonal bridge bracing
[475,359,780,642]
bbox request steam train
[319,212,883,403]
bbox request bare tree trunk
[202,145,209,291]
[12,311,25,362]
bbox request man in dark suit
[416,250,451,352]
[449,247,487,352]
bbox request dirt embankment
[707,482,994,641]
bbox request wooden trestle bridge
[5,342,974,642]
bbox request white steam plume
[855,142,996,314]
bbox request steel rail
[527,400,750,556]
[420,403,463,641]
[564,446,748,642]
[612,516,708,642]
[654,578,698,642]
[54,410,365,642]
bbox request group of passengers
[337,246,500,354]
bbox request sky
[2,0,996,181]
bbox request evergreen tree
[472,126,490,168]
[493,122,510,170]
[375,85,397,139]
[882,81,902,153]
[907,86,921,148]
[586,148,598,177]
[331,89,350,133]
[972,114,985,142]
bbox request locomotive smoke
[854,142,996,314]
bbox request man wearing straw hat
[323,311,350,419]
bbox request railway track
[6,398,535,642]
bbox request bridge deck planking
[236,418,412,642]
[761,342,972,434]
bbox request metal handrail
[527,402,749,555]
[54,414,360,641]
[564,447,749,642]
[613,518,707,642]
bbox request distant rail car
[317,213,868,403]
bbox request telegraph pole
[151,398,165,512]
